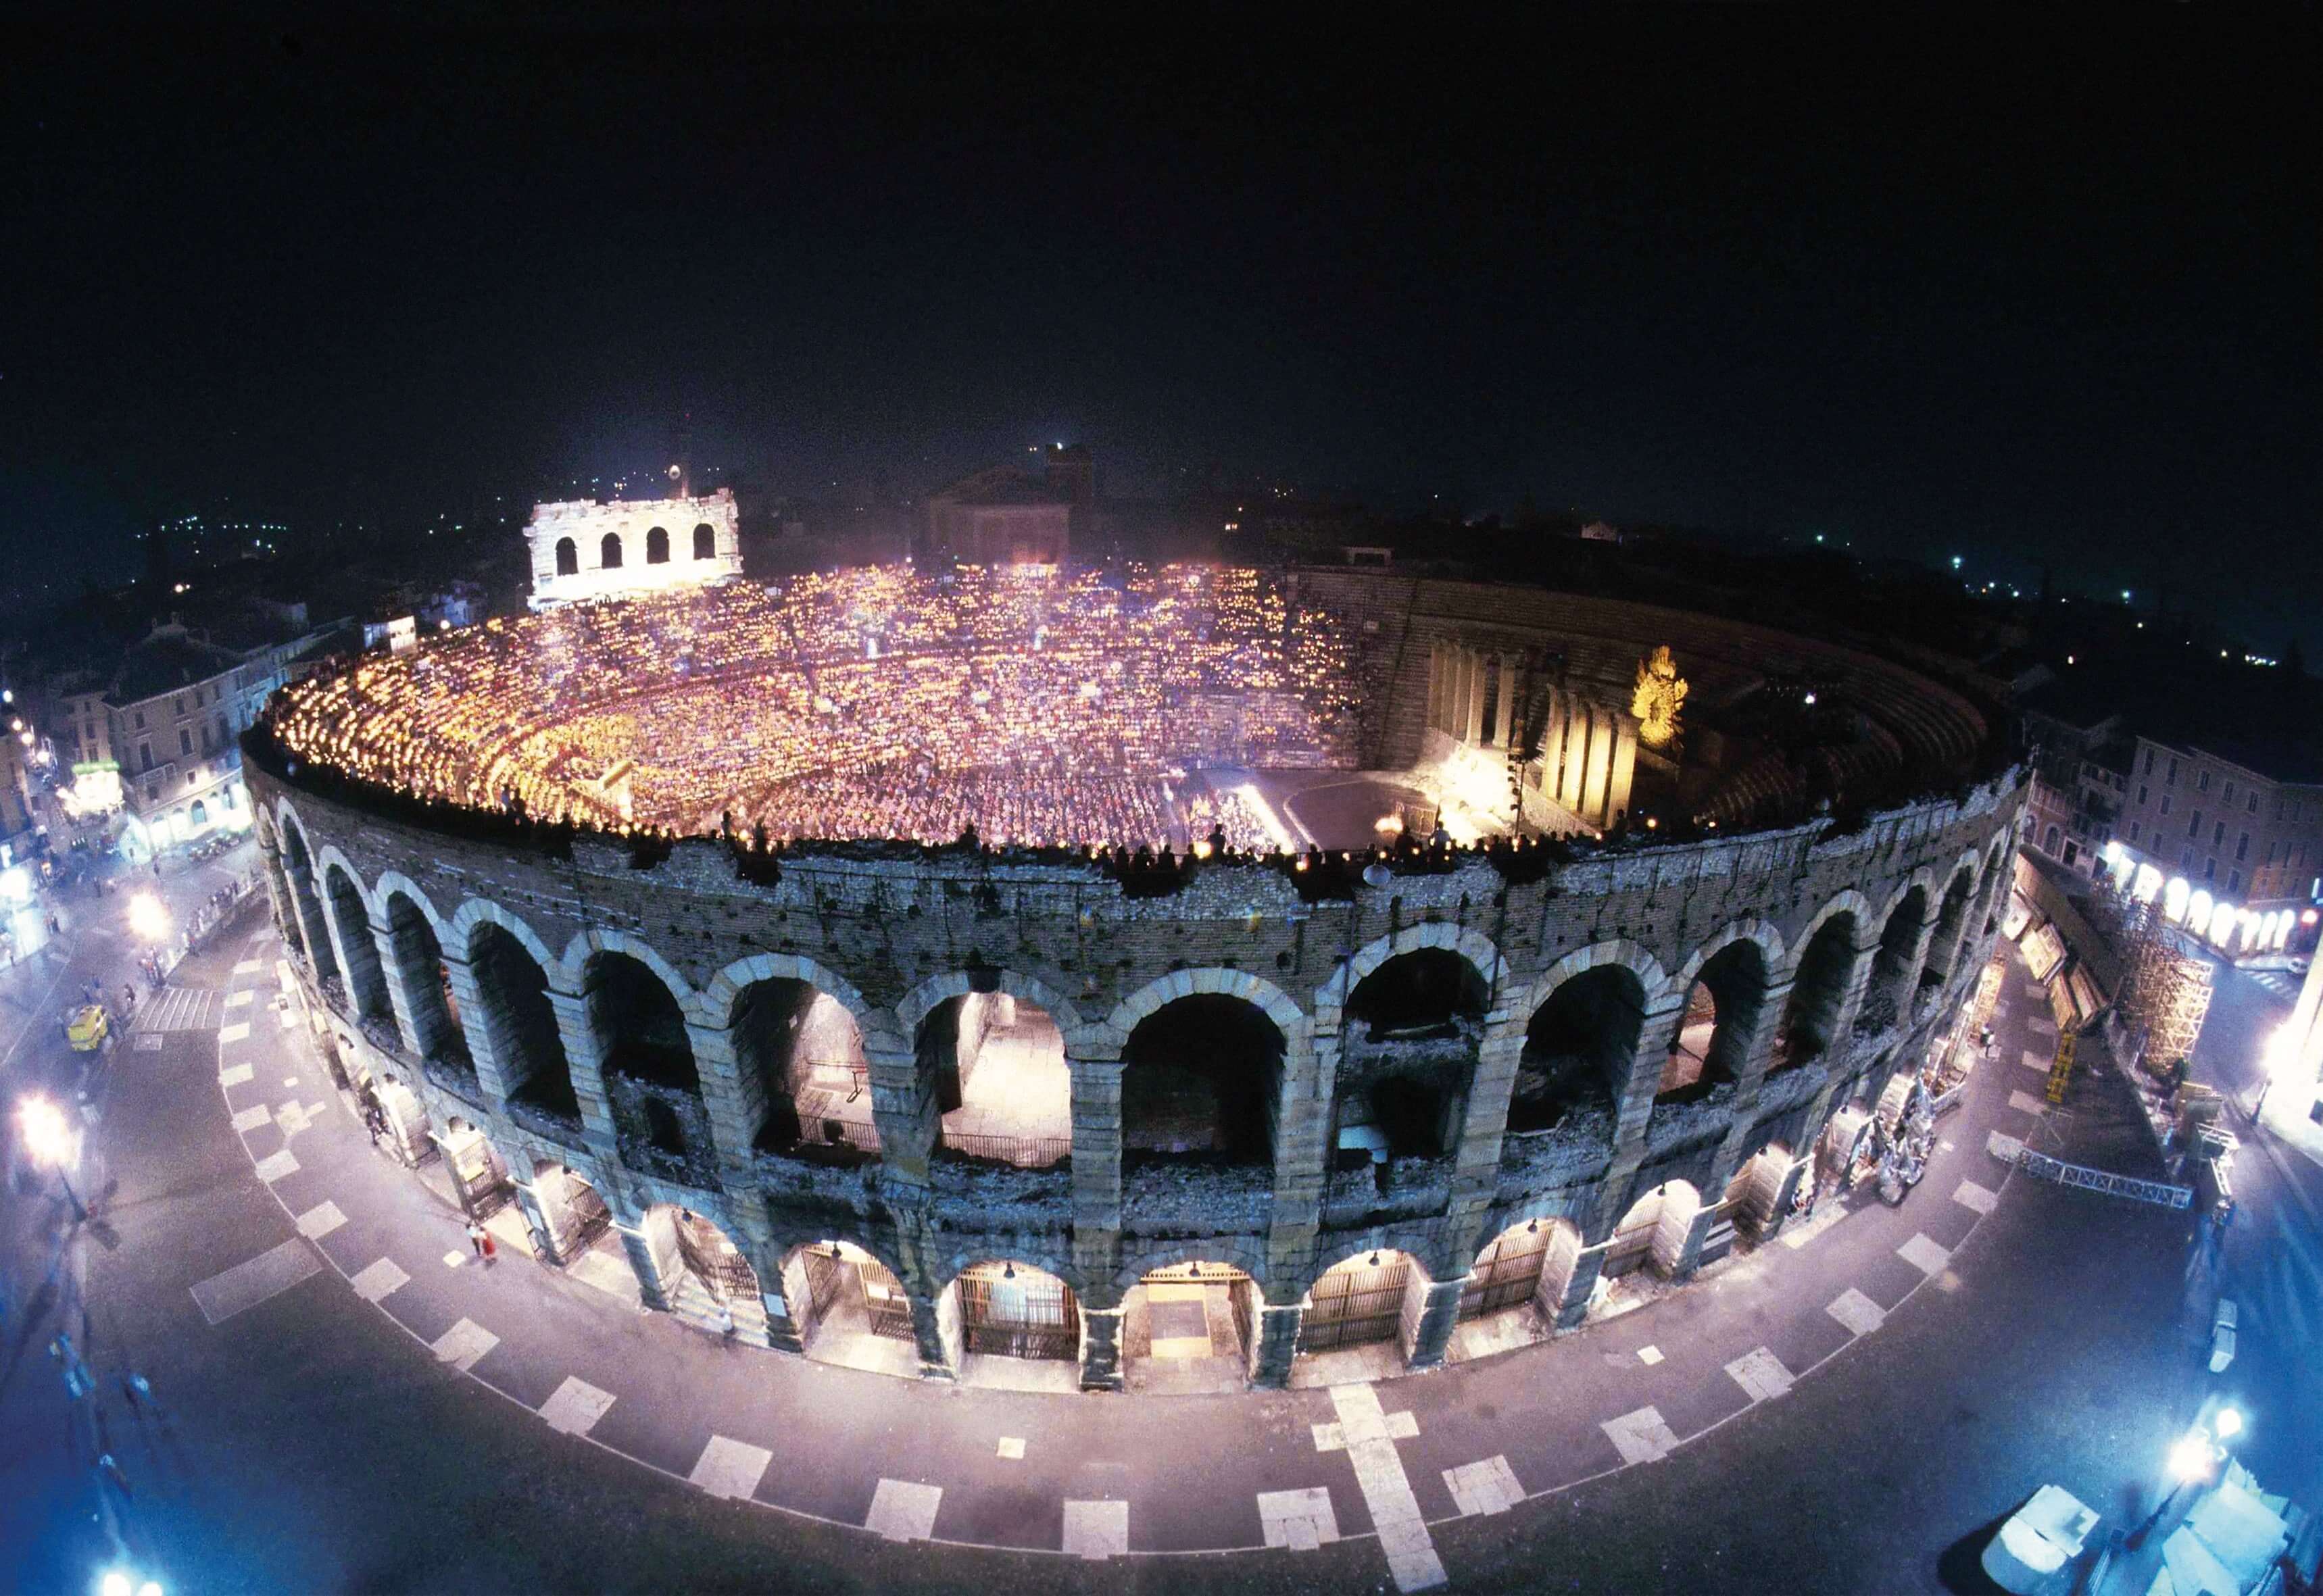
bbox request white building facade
[524,489,743,610]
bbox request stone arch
[1108,967,1307,1045]
[1120,991,1286,1166]
[1668,920,1784,998]
[554,536,579,576]
[1512,939,1673,1025]
[1923,857,1980,986]
[1507,941,1671,1134]
[272,802,334,978]
[1605,1177,1703,1280]
[319,853,392,1023]
[448,897,560,977]
[369,871,450,943]
[1459,1212,1585,1324]
[599,530,624,570]
[1658,926,1776,1102]
[775,1235,918,1366]
[931,1240,1085,1301]
[1317,922,1507,1013]
[1303,1226,1450,1293]
[722,968,879,1159]
[1112,1237,1270,1296]
[1786,888,1877,980]
[702,952,881,1039]
[645,526,670,564]
[896,966,1087,1045]
[558,927,698,1009]
[765,1223,912,1293]
[378,880,466,1066]
[692,522,716,560]
[1862,879,1932,1032]
[1297,1243,1434,1358]
[253,803,277,849]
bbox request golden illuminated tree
[1632,645,1688,749]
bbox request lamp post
[2125,1414,2239,1549]
[17,1093,87,1223]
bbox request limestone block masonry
[249,750,2026,1391]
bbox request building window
[2228,869,2242,893]
[2249,793,2261,814]
[2203,858,2216,882]
[2188,810,2201,839]
[693,523,716,559]
[2211,821,2225,846]
[2197,770,2211,793]
[2166,757,2178,784]
[2223,781,2235,805]
[2160,795,2172,816]
[645,526,670,564]
[2128,822,2142,843]
[600,532,624,568]
[178,728,192,756]
[134,712,145,730]
[2179,845,2193,867]
[554,537,579,576]
[2045,824,2061,853]
[138,743,153,773]
[2137,784,2149,806]
[2236,832,2250,862]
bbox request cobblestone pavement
[3,915,2253,1594]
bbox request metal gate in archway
[1137,1262,1257,1362]
[956,1264,1081,1361]
[799,1245,916,1344]
[1300,1253,1411,1351]
[1460,1224,1553,1318]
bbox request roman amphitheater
[242,560,2026,1394]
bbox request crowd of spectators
[263,564,1359,851]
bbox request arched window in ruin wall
[730,977,879,1161]
[322,863,391,1024]
[1657,939,1769,1103]
[1336,950,1489,1160]
[1779,912,1859,1069]
[1509,965,1639,1136]
[471,922,577,1122]
[1121,994,1284,1168]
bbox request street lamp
[2126,1420,2232,1548]
[18,1094,87,1223]
[2251,1026,2306,1124]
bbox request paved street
[1,907,2301,1594]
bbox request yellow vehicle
[66,1004,110,1052]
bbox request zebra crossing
[2244,968,2301,1000]
[136,985,220,1032]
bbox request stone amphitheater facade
[245,574,2028,1391]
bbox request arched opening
[645,526,670,564]
[731,978,878,1162]
[385,892,467,1069]
[1457,1216,1584,1353]
[323,864,392,1024]
[1509,966,1640,1134]
[1722,1141,1794,1239]
[1661,940,1769,1101]
[1863,885,1929,1033]
[354,1070,432,1162]
[1779,912,1859,1070]
[529,1158,614,1265]
[692,522,716,560]
[1121,1259,1258,1394]
[1297,1249,1430,1375]
[1603,1180,1703,1286]
[472,922,577,1124]
[1335,951,1488,1172]
[554,536,579,576]
[280,818,336,980]
[582,952,704,1174]
[189,798,210,828]
[924,988,1071,1168]
[1982,840,2013,934]
[436,1115,511,1220]
[1121,995,1282,1167]
[940,1260,1081,1385]
[599,531,624,569]
[642,1205,767,1345]
[781,1240,918,1378]
[1923,867,1976,988]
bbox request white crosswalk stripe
[136,986,220,1032]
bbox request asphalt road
[1,899,2297,1595]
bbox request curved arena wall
[249,743,2026,1389]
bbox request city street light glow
[128,890,171,943]
[20,1094,80,1171]
[2168,1430,2214,1483]
[2211,1406,2243,1440]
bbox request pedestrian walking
[716,1298,736,1339]
[466,1219,487,1260]
[95,1452,132,1499]
[479,1228,498,1266]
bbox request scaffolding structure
[2114,898,2214,1076]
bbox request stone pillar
[1463,649,1488,745]
[258,842,297,951]
[1403,1276,1467,1371]
[1551,1245,1606,1329]
[1069,1047,1123,1287]
[511,1172,562,1263]
[763,1247,813,1356]
[284,863,337,980]
[1613,990,1690,1147]
[1249,1301,1304,1389]
[545,987,620,1158]
[865,1034,936,1185]
[372,912,451,1064]
[441,952,517,1103]
[1493,652,1518,750]
[1759,1155,1813,1241]
[1429,642,1448,735]
[1734,977,1795,1095]
[616,1218,673,1311]
[1669,1202,1721,1280]
[911,1289,958,1381]
[1607,714,1638,821]
[1830,932,1883,1057]
[1265,1029,1327,1285]
[683,1018,755,1177]
[1078,1306,1125,1392]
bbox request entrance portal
[1121,1261,1256,1395]
[783,1241,918,1377]
[1296,1249,1426,1384]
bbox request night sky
[2,11,2314,641]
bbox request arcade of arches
[255,807,2010,1393]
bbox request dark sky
[2,9,2314,641]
